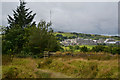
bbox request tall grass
[2,53,118,78]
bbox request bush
[74,45,80,50]
[80,46,88,52]
[111,47,120,55]
[92,45,105,52]
[104,46,120,55]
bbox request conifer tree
[3,0,36,54]
[6,0,36,31]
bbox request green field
[79,45,96,49]
[54,32,77,37]
[62,45,96,52]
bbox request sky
[1,1,118,36]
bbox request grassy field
[2,53,118,78]
[79,45,96,49]
[62,45,96,52]
[54,32,77,37]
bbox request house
[60,37,97,46]
[96,39,104,44]
[104,38,116,44]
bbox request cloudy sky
[1,1,118,35]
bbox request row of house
[60,38,120,46]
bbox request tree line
[65,45,120,55]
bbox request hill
[54,32,119,41]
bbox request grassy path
[38,69,71,78]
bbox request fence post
[44,51,49,59]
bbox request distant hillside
[54,32,119,41]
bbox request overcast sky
[1,2,118,35]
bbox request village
[60,37,120,46]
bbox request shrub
[111,47,120,55]
[92,45,105,52]
[80,46,88,52]
[74,45,80,50]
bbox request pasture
[62,45,96,52]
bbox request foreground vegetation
[2,53,118,78]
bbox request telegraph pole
[50,10,52,24]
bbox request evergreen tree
[6,0,36,32]
[2,0,36,54]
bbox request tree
[2,0,36,54]
[29,20,60,54]
[6,0,36,31]
[2,25,25,54]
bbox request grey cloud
[1,2,118,35]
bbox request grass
[37,55,118,78]
[2,53,118,78]
[2,56,69,78]
[79,45,96,49]
[62,45,95,52]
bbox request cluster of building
[60,38,120,46]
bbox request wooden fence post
[44,51,49,59]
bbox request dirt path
[38,69,71,78]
